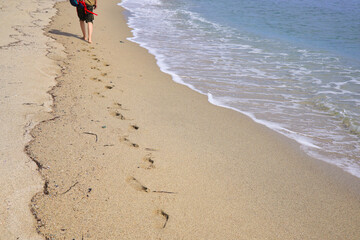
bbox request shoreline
[24,0,360,239]
[120,1,360,179]
[120,1,360,186]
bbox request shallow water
[119,0,360,177]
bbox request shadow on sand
[48,29,80,39]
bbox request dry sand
[0,0,64,239]
[3,0,360,239]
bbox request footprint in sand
[114,102,129,111]
[126,176,149,192]
[119,136,139,148]
[93,92,105,98]
[91,66,100,71]
[130,124,139,130]
[154,210,169,229]
[110,111,126,120]
[90,77,102,82]
[140,154,155,169]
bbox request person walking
[77,0,97,43]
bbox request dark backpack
[70,0,98,16]
[70,0,82,7]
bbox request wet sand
[10,0,360,239]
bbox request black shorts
[77,5,94,23]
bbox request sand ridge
[24,0,360,239]
[27,3,177,238]
[0,0,64,239]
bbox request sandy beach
[2,0,360,239]
[0,0,63,239]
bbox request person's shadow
[48,29,80,39]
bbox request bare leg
[80,20,87,40]
[88,22,93,43]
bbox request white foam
[249,48,263,54]
[120,0,162,7]
[117,1,360,178]
[208,94,321,149]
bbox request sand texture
[11,0,360,239]
[0,0,64,239]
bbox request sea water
[119,0,360,178]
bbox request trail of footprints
[86,50,171,229]
[85,50,114,97]
[120,125,175,229]
[119,119,172,229]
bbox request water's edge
[118,2,360,179]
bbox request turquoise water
[119,0,360,177]
[187,0,360,61]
